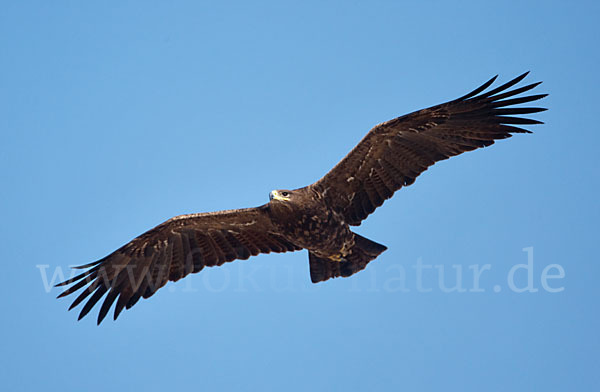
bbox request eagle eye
[281,191,290,197]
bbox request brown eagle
[56,72,546,324]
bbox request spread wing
[314,72,547,225]
[56,206,301,324]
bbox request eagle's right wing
[314,72,547,225]
[56,206,301,324]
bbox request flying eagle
[56,72,546,324]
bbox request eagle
[56,72,546,324]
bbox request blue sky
[1,1,598,391]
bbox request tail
[309,233,387,283]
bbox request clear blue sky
[1,1,598,391]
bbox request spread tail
[309,233,387,283]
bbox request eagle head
[269,189,292,202]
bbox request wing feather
[314,73,547,225]
[56,206,301,324]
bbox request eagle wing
[314,72,547,225]
[56,206,301,324]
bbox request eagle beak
[269,190,289,201]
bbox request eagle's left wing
[56,206,301,324]
[313,72,547,225]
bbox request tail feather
[309,233,387,283]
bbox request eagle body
[266,186,387,283]
[56,73,547,324]
[267,186,353,259]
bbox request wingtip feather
[456,74,498,101]
[72,259,103,269]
